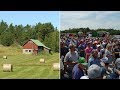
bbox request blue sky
[61,11,120,30]
[0,11,59,29]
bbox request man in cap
[72,57,88,79]
[72,63,84,79]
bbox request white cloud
[61,11,96,30]
[96,11,120,20]
[61,11,95,20]
[60,11,120,30]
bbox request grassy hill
[0,45,59,79]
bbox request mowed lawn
[0,45,59,79]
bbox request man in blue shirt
[72,57,88,79]
[88,49,101,67]
[72,63,84,79]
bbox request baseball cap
[78,57,88,66]
[115,58,120,69]
[88,64,102,79]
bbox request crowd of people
[60,33,120,79]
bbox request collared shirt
[64,51,79,62]
[88,57,101,67]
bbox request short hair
[91,49,98,55]
[69,43,76,49]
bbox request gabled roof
[30,39,44,46]
[23,39,50,50]
[30,39,50,50]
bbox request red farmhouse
[22,39,50,55]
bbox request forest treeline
[61,27,120,35]
[0,20,59,52]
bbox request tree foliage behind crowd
[0,20,59,52]
[61,27,120,35]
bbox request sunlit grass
[0,45,59,79]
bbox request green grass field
[0,45,59,79]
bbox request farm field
[0,45,59,79]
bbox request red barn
[22,39,50,55]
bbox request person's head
[86,40,89,43]
[93,41,98,46]
[86,37,89,40]
[78,57,88,69]
[88,64,103,79]
[69,44,76,52]
[115,58,120,70]
[101,57,109,66]
[97,41,100,45]
[80,39,84,44]
[114,44,118,49]
[87,42,91,47]
[78,63,85,70]
[97,45,101,50]
[60,41,66,48]
[106,44,112,50]
[116,40,119,45]
[92,50,98,58]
